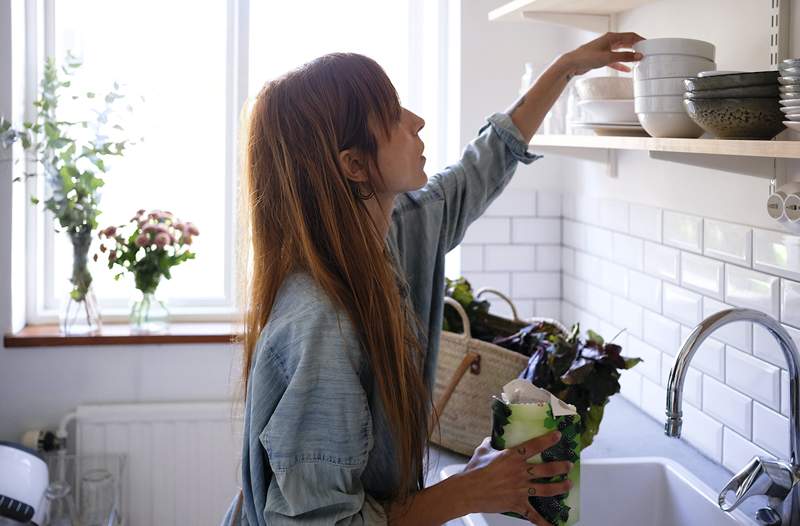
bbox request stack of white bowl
[633,38,716,138]
[779,59,800,134]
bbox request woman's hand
[456,432,573,525]
[562,32,646,76]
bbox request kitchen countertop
[426,396,765,525]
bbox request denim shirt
[221,112,540,526]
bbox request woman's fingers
[606,31,646,49]
[506,431,561,459]
[522,504,552,526]
[525,460,573,479]
[522,479,573,498]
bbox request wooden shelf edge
[530,134,800,159]
[4,322,243,348]
[489,0,657,21]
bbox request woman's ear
[338,148,370,184]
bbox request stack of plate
[780,59,800,133]
[571,76,645,136]
[632,38,716,137]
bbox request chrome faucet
[665,308,800,526]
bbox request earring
[354,183,375,201]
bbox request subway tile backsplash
[461,190,800,475]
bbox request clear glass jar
[129,290,169,334]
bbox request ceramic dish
[783,121,800,132]
[781,58,800,69]
[683,84,779,99]
[635,95,685,113]
[634,77,686,97]
[683,97,784,139]
[575,77,634,100]
[637,112,704,138]
[780,86,800,94]
[634,56,715,80]
[684,71,779,91]
[632,38,715,60]
[781,66,800,75]
[698,70,742,77]
[571,122,649,137]
[577,99,636,122]
[786,114,800,122]
[780,99,800,107]
[780,106,800,114]
[779,76,800,86]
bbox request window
[24,0,458,324]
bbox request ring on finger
[528,487,537,497]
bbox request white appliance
[0,442,48,525]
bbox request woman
[223,32,643,526]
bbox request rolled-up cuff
[479,112,542,165]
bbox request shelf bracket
[520,11,610,33]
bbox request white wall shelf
[530,134,800,160]
[488,0,656,32]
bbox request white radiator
[76,401,243,526]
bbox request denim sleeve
[258,307,388,525]
[403,112,541,253]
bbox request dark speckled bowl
[683,97,785,139]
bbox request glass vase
[60,228,102,335]
[129,290,169,333]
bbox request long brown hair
[237,53,431,503]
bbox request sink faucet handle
[719,457,798,513]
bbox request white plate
[783,121,800,132]
[577,99,636,123]
[572,121,649,136]
[787,114,800,121]
[780,106,800,114]
[780,99,800,107]
[633,38,715,60]
[697,70,742,77]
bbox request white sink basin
[440,457,758,526]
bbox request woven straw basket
[430,288,567,457]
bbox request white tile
[512,218,561,244]
[535,245,561,272]
[703,297,753,352]
[586,225,614,260]
[641,377,667,423]
[753,228,800,281]
[704,219,752,267]
[485,189,536,216]
[782,279,800,329]
[599,200,629,233]
[703,376,752,437]
[511,299,535,320]
[562,220,587,251]
[484,245,535,271]
[460,245,483,272]
[725,265,780,319]
[629,204,662,242]
[682,402,723,463]
[628,270,662,313]
[662,284,702,327]
[575,195,600,224]
[753,402,790,458]
[643,310,682,355]
[536,191,562,217]
[600,260,629,297]
[628,336,662,383]
[681,252,724,300]
[586,284,613,317]
[612,233,644,271]
[722,428,772,473]
[488,300,516,319]
[512,272,560,299]
[534,300,561,320]
[782,370,790,417]
[680,326,725,380]
[463,218,510,244]
[619,370,643,406]
[575,252,601,283]
[612,296,644,338]
[752,324,789,369]
[563,275,587,307]
[562,194,576,220]
[663,211,703,253]
[644,242,680,283]
[462,272,511,295]
[562,247,575,275]
[561,302,577,327]
[726,347,781,410]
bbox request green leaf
[623,357,643,370]
[586,329,604,346]
[30,196,39,205]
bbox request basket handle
[476,287,520,322]
[443,296,472,342]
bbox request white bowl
[634,55,716,80]
[780,106,800,114]
[633,38,716,60]
[574,76,634,101]
[634,77,686,97]
[635,95,686,113]
[578,99,637,123]
[637,112,704,138]
[780,98,800,107]
[698,70,743,77]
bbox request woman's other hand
[563,32,645,76]
[455,432,573,525]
